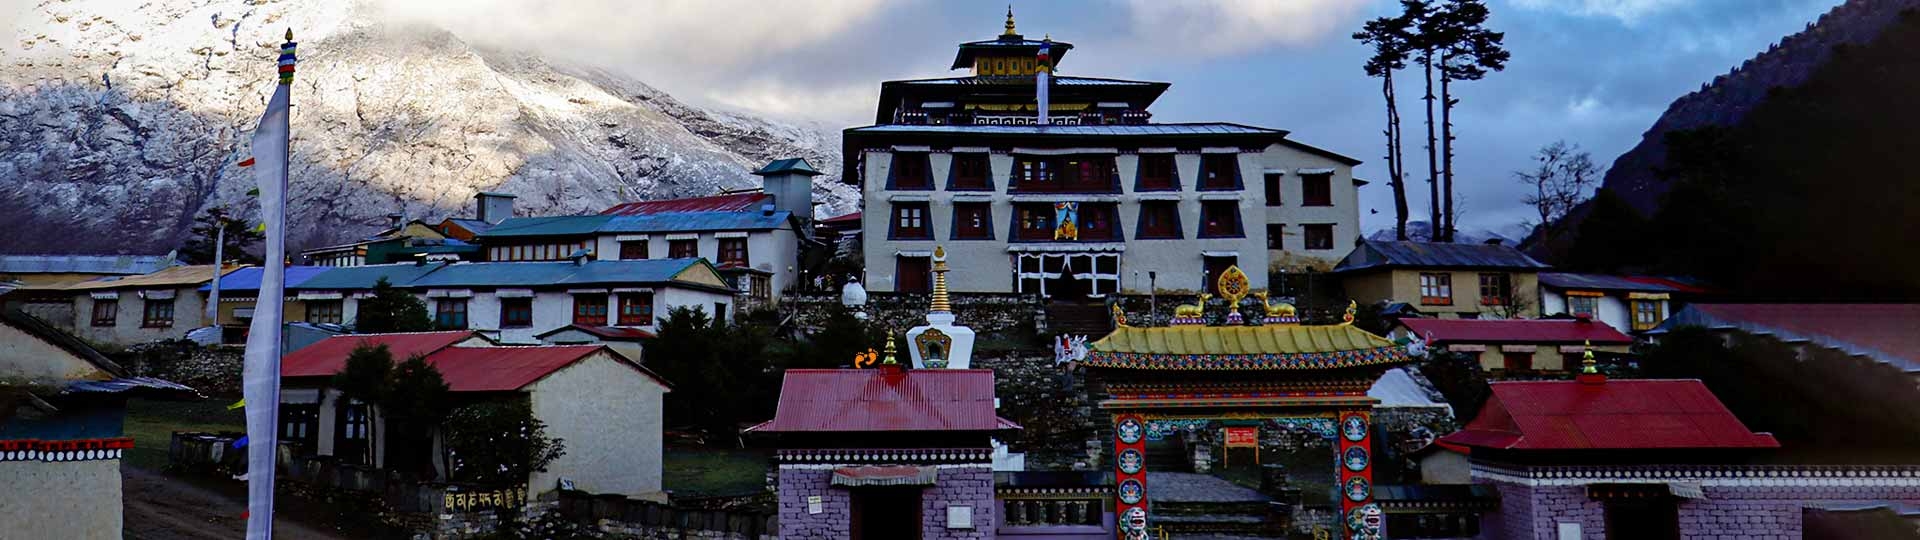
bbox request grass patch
[663,447,770,498]
[123,397,245,470]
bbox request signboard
[1225,427,1259,448]
[807,495,823,515]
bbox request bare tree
[1355,15,1417,240]
[1516,141,1602,241]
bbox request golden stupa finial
[285,28,293,41]
[882,333,899,365]
[1004,5,1018,36]
[1581,339,1598,374]
[930,246,951,313]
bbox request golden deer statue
[1174,293,1211,319]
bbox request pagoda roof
[1083,323,1409,371]
[952,36,1073,70]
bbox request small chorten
[1003,5,1018,37]
[906,246,977,369]
[1577,339,1608,384]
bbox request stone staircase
[1146,472,1291,538]
[1045,300,1114,340]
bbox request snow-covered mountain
[0,0,856,254]
[1366,221,1525,247]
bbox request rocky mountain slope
[0,0,855,255]
[1594,0,1919,215]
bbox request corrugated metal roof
[754,158,823,176]
[1539,272,1710,293]
[599,211,790,234]
[0,254,174,275]
[1654,303,1920,373]
[444,219,495,235]
[198,266,331,292]
[408,259,702,288]
[280,331,476,378]
[1441,379,1779,451]
[1091,324,1399,357]
[478,215,612,238]
[63,265,241,291]
[951,38,1074,69]
[599,193,772,216]
[1397,318,1632,345]
[820,212,862,224]
[753,369,1006,432]
[534,324,655,340]
[1334,240,1549,272]
[846,123,1286,136]
[63,376,200,397]
[289,263,447,291]
[427,345,608,392]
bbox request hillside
[0,0,855,255]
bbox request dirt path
[122,467,351,540]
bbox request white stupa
[906,246,976,369]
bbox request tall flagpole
[243,28,296,539]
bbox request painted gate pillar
[1112,413,1149,540]
[1340,410,1385,540]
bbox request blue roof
[1334,240,1550,273]
[0,254,174,275]
[63,376,199,397]
[199,266,330,292]
[408,259,717,289]
[600,211,791,234]
[289,263,448,290]
[845,122,1286,136]
[479,215,612,238]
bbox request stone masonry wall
[974,352,1099,471]
[921,466,996,540]
[776,467,850,540]
[782,292,1047,336]
[776,465,997,540]
[1480,479,1920,540]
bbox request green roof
[753,158,823,176]
[478,215,612,238]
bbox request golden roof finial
[882,333,899,365]
[930,246,951,313]
[1003,5,1018,36]
[1581,339,1598,374]
[285,28,293,41]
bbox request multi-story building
[1334,240,1550,319]
[61,264,242,346]
[846,15,1365,298]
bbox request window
[280,404,319,450]
[573,294,609,326]
[1568,294,1600,317]
[618,292,654,326]
[890,152,932,189]
[718,238,748,267]
[1013,155,1117,192]
[891,202,931,240]
[142,299,175,328]
[500,297,533,328]
[620,240,649,260]
[1502,351,1533,372]
[748,275,771,299]
[434,298,468,330]
[91,300,117,327]
[1136,154,1178,191]
[1420,273,1453,305]
[712,303,728,327]
[1078,204,1121,241]
[307,300,343,324]
[1013,204,1056,241]
[1204,256,1238,295]
[1199,201,1242,238]
[896,256,931,293]
[1264,173,1283,206]
[1199,154,1240,190]
[1267,224,1285,249]
[1479,273,1512,305]
[1304,224,1335,250]
[669,239,698,259]
[949,154,991,190]
[1137,201,1182,239]
[952,203,993,240]
[1302,173,1333,206]
[1632,300,1665,331]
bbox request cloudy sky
[402,0,1839,234]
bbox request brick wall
[776,464,997,539]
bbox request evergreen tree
[178,207,265,265]
[354,277,433,333]
[444,399,566,487]
[1433,0,1508,241]
[331,344,396,465]
[1354,13,1417,240]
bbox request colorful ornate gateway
[1089,265,1411,540]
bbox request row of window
[892,253,1256,296]
[614,238,749,266]
[888,153,1333,200]
[1417,273,1515,306]
[430,293,657,330]
[90,299,175,328]
[1565,294,1668,331]
[890,201,1337,247]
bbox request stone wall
[118,341,243,395]
[775,464,996,539]
[775,467,849,539]
[782,292,1047,336]
[974,352,1099,471]
[1479,473,1920,540]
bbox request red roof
[821,211,861,224]
[280,331,476,378]
[751,369,1013,433]
[1440,379,1779,451]
[600,193,771,216]
[426,345,608,392]
[1398,318,1632,345]
[536,324,656,341]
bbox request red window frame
[91,300,117,327]
[1199,201,1242,238]
[950,154,991,190]
[573,295,609,326]
[891,202,932,240]
[500,297,533,328]
[1304,224,1334,250]
[952,203,992,240]
[1264,173,1283,206]
[718,238,748,267]
[891,152,933,190]
[618,292,654,326]
[1137,154,1178,191]
[1302,173,1333,207]
[1199,154,1239,190]
[1137,201,1181,239]
[619,240,648,260]
[896,256,931,293]
[668,239,698,259]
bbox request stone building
[846,13,1365,299]
[61,264,243,346]
[1537,273,1712,333]
[277,331,671,499]
[1389,317,1632,376]
[1334,240,1549,319]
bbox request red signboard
[1225,427,1258,448]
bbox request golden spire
[285,28,293,41]
[1581,339,1598,374]
[930,246,951,313]
[1003,5,1018,36]
[882,333,899,365]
